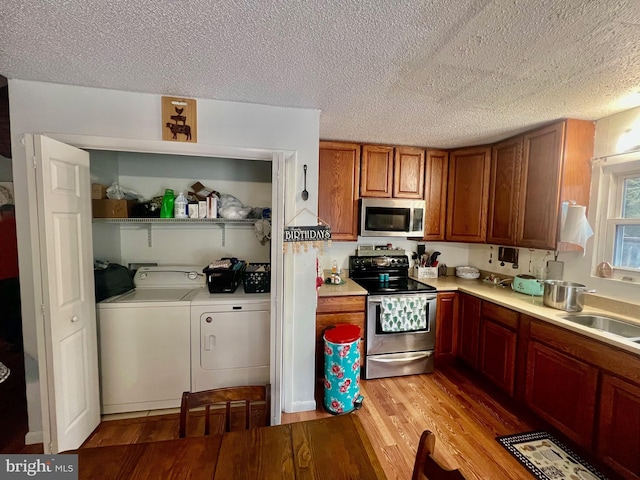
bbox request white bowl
[455,266,480,279]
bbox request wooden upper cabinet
[446,146,491,243]
[487,137,522,246]
[361,145,425,198]
[318,141,361,241]
[422,149,449,241]
[516,119,595,250]
[360,145,394,197]
[393,147,425,198]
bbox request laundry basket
[323,324,363,414]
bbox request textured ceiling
[1,0,640,148]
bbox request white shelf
[92,218,257,224]
[92,217,262,246]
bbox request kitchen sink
[561,313,640,339]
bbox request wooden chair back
[179,384,270,438]
[412,430,467,480]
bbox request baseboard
[25,430,43,445]
[283,399,317,413]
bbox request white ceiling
[1,0,640,148]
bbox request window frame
[594,152,640,279]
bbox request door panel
[32,134,100,453]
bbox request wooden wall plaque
[162,96,197,143]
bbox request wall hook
[301,164,309,201]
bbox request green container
[160,189,175,218]
[512,275,544,296]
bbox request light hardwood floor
[81,365,616,479]
[283,366,545,480]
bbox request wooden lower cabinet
[598,373,640,479]
[315,295,366,382]
[435,292,458,366]
[478,302,519,397]
[455,295,640,476]
[525,340,598,449]
[479,319,517,396]
[457,293,481,369]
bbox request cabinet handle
[233,306,242,310]
[71,315,79,323]
[205,335,216,351]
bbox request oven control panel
[349,255,409,272]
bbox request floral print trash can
[323,324,363,414]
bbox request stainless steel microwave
[360,198,425,237]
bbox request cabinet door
[445,146,491,243]
[598,373,640,479]
[487,137,522,246]
[315,296,366,381]
[457,293,481,369]
[393,147,425,198]
[361,145,393,197]
[525,340,598,448]
[319,142,361,241]
[516,123,564,249]
[479,318,517,396]
[422,149,449,241]
[435,292,458,367]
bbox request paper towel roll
[560,202,593,253]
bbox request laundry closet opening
[88,148,276,417]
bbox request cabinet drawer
[481,301,519,329]
[316,295,366,314]
[530,320,640,386]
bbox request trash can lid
[324,324,361,344]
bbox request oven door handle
[370,351,432,362]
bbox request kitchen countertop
[412,275,640,356]
[318,272,640,356]
[317,270,368,297]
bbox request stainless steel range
[349,255,437,379]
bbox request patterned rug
[496,431,607,480]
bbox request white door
[30,134,100,453]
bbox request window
[613,175,640,269]
[596,153,640,278]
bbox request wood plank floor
[77,364,619,479]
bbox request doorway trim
[40,132,290,427]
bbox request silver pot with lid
[540,280,595,312]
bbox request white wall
[322,238,469,273]
[571,106,640,303]
[9,79,320,438]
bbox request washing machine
[96,265,204,414]
[190,285,270,392]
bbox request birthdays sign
[283,225,331,254]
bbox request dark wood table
[69,414,387,479]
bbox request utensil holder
[415,266,438,279]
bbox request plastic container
[174,192,188,218]
[323,324,363,414]
[244,263,271,293]
[160,189,175,218]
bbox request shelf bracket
[147,224,152,247]
[221,224,226,247]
